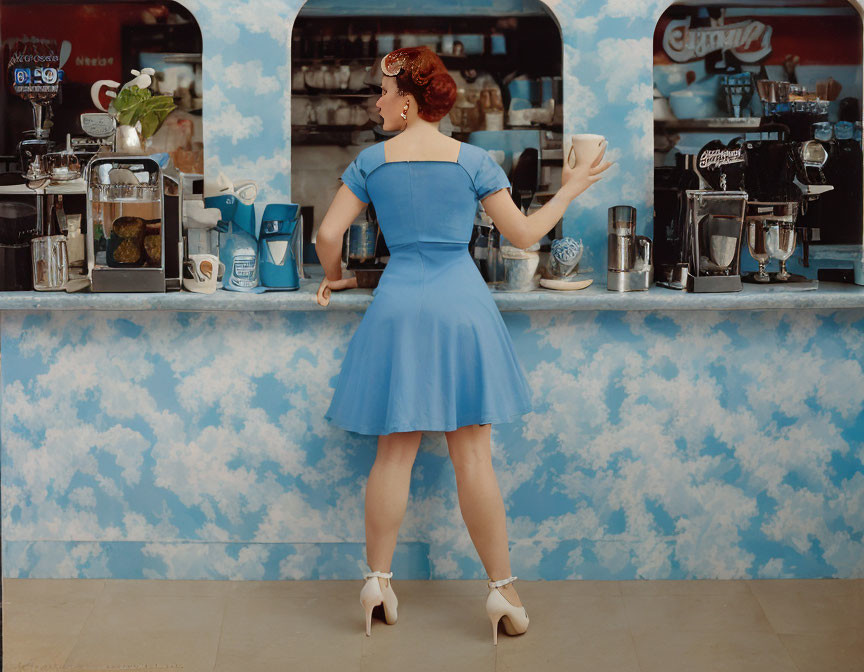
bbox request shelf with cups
[292,91,376,98]
[292,54,524,71]
[291,125,368,146]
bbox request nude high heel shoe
[360,570,397,636]
[486,575,529,645]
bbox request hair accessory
[381,51,407,77]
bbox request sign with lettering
[696,140,747,192]
[663,17,773,63]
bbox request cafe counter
[2,263,863,582]
[0,264,863,311]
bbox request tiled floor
[1,578,862,671]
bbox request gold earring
[401,103,408,120]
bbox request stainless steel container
[31,234,68,290]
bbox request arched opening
[653,0,864,289]
[290,1,564,285]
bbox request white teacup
[567,134,607,169]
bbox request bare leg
[365,430,422,591]
[444,423,522,608]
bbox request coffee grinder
[682,140,749,292]
[606,205,653,292]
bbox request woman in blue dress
[315,46,611,643]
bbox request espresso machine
[741,137,832,289]
[800,119,864,284]
[607,205,653,292]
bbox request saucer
[539,277,593,291]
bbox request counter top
[1,266,864,312]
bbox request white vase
[114,122,146,154]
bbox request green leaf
[139,98,176,138]
[117,107,136,126]
[111,84,176,137]
[113,85,151,114]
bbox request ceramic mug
[183,253,225,294]
[567,134,607,169]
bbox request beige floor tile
[632,629,798,672]
[384,579,489,598]
[749,580,863,633]
[778,628,864,672]
[624,592,774,636]
[2,577,105,603]
[214,593,362,669]
[359,597,495,672]
[63,592,225,672]
[102,578,236,598]
[372,578,616,605]
[536,594,630,632]
[2,578,105,668]
[520,579,621,599]
[496,615,639,672]
[226,578,356,600]
[619,579,751,596]
[748,578,861,595]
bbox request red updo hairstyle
[382,46,457,122]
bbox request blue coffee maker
[203,192,261,292]
[259,203,302,291]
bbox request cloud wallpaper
[3,307,863,580]
[1,0,862,580]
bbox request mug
[567,134,607,169]
[183,253,225,294]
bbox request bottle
[65,214,85,269]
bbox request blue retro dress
[324,141,534,435]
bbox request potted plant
[92,69,177,153]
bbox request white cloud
[596,37,653,104]
[603,0,671,21]
[207,54,281,96]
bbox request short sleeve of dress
[474,151,511,200]
[340,157,370,203]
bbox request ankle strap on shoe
[364,570,393,579]
[488,575,517,589]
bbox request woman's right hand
[561,141,614,199]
